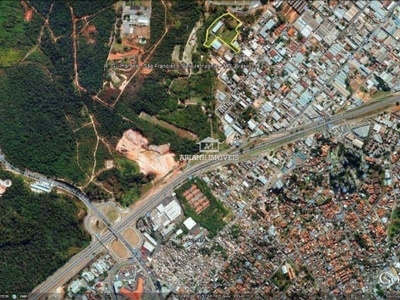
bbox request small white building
[113,280,123,293]
[352,139,364,149]
[183,217,197,231]
[144,232,158,246]
[143,241,155,253]
[69,279,83,294]
[281,265,288,274]
[212,20,223,33]
[247,119,258,131]
[82,271,95,283]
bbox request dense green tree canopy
[0,169,90,293]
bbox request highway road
[15,93,400,298]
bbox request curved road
[11,94,398,298]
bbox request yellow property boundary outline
[203,12,243,53]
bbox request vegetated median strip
[70,5,87,94]
[139,112,198,141]
[89,114,100,182]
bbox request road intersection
[0,94,395,298]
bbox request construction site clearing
[116,129,178,180]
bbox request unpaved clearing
[21,0,33,22]
[89,217,106,234]
[100,203,120,224]
[110,238,129,259]
[109,48,142,60]
[391,106,400,113]
[141,67,153,74]
[355,90,370,103]
[109,40,144,60]
[81,24,97,44]
[116,129,178,179]
[133,25,150,39]
[253,98,264,108]
[24,8,33,21]
[122,227,141,247]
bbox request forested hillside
[0,169,90,293]
[0,64,84,182]
[0,0,220,292]
[0,1,113,293]
[118,0,223,141]
[0,0,209,184]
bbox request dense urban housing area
[2,0,400,299]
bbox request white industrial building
[121,2,151,36]
[82,271,95,283]
[30,181,52,193]
[143,232,158,246]
[150,198,182,231]
[143,241,155,253]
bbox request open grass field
[0,48,26,67]
[371,90,391,100]
[107,210,119,222]
[0,1,36,67]
[221,29,238,45]
[101,203,121,223]
[133,0,151,8]
[204,35,216,47]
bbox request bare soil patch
[105,160,114,169]
[116,129,178,179]
[122,227,141,247]
[215,78,230,93]
[133,26,150,39]
[24,9,33,22]
[89,217,106,234]
[110,238,129,259]
[21,0,33,22]
[355,89,370,102]
[109,48,141,60]
[141,67,153,75]
[391,106,400,113]
[81,24,97,44]
[253,98,264,108]
[76,208,85,219]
